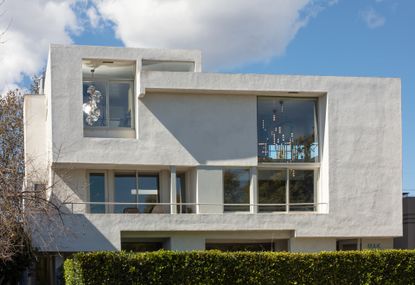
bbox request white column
[250,167,258,213]
[170,166,177,214]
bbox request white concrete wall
[24,95,48,182]
[289,238,337,252]
[197,167,223,213]
[361,238,393,250]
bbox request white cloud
[86,6,101,28]
[91,0,336,69]
[360,8,385,29]
[0,0,79,94]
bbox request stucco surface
[25,45,402,252]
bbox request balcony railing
[63,202,327,214]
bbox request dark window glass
[109,82,133,127]
[122,242,164,252]
[289,170,315,211]
[114,173,136,213]
[206,241,288,252]
[223,169,250,212]
[257,97,318,162]
[258,170,286,212]
[176,174,186,213]
[89,173,106,213]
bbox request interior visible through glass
[114,173,136,213]
[82,59,135,129]
[257,97,319,162]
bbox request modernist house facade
[23,44,402,279]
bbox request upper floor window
[223,169,250,212]
[142,60,195,72]
[82,60,135,130]
[257,97,319,163]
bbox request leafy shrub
[64,250,415,285]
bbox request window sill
[84,127,136,138]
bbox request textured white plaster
[25,45,402,253]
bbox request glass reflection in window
[223,169,250,212]
[257,97,318,162]
[258,170,286,212]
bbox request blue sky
[1,0,413,192]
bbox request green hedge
[64,250,415,285]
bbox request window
[121,237,168,252]
[206,240,288,252]
[257,96,319,213]
[337,239,359,251]
[257,97,318,162]
[89,173,106,213]
[258,170,286,212]
[289,169,314,211]
[223,169,250,212]
[113,173,160,214]
[82,60,135,131]
[258,169,315,212]
[142,60,195,72]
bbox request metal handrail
[62,201,328,214]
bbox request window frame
[82,78,135,130]
[223,168,251,213]
[256,166,318,213]
[256,95,322,213]
[257,96,320,163]
[87,170,109,213]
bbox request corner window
[82,60,135,131]
[257,97,318,162]
[223,169,250,212]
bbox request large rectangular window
[113,173,160,214]
[82,60,135,130]
[258,169,315,212]
[257,97,318,162]
[223,169,250,212]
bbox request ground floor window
[336,239,359,251]
[121,238,168,252]
[206,240,288,252]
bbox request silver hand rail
[62,201,328,214]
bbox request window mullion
[286,168,289,212]
[105,81,110,128]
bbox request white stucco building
[24,44,402,277]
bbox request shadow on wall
[31,169,116,252]
[31,213,117,252]
[141,93,258,164]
